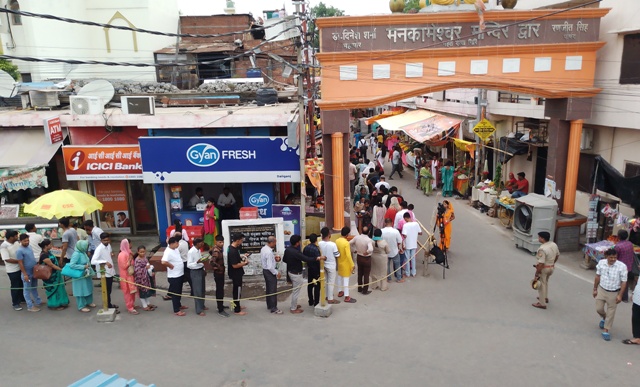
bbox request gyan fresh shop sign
[139,137,300,183]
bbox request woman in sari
[134,245,157,311]
[38,239,69,310]
[118,238,139,315]
[441,161,455,197]
[440,200,455,251]
[420,161,434,196]
[203,198,217,246]
[69,240,95,313]
[413,149,423,189]
[372,201,386,230]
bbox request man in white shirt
[261,236,282,314]
[1,230,26,310]
[90,232,118,310]
[25,223,44,258]
[83,220,104,257]
[381,218,404,283]
[187,238,207,316]
[217,187,237,220]
[318,227,340,304]
[401,213,422,277]
[188,187,204,208]
[375,176,391,192]
[161,237,187,316]
[175,232,192,296]
[593,248,628,341]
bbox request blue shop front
[138,135,301,244]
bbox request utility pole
[294,0,306,241]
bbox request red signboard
[62,145,143,180]
[43,116,63,144]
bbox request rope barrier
[2,235,437,303]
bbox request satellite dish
[0,70,17,98]
[78,80,115,105]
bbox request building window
[9,0,21,25]
[624,161,640,178]
[620,33,640,85]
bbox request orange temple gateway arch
[315,7,610,229]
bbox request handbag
[33,263,52,280]
[127,265,134,276]
[61,264,84,279]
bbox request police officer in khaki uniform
[532,231,559,309]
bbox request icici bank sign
[62,145,143,181]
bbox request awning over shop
[498,136,529,164]
[401,114,462,145]
[364,109,407,126]
[375,109,462,145]
[0,129,66,168]
[0,165,48,193]
[374,109,436,132]
[593,156,640,208]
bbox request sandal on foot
[143,307,155,311]
[337,291,344,298]
[344,297,357,303]
[174,311,186,316]
[88,303,96,308]
[162,296,172,301]
[128,309,139,315]
[599,319,605,330]
[198,312,206,316]
[622,339,640,345]
[602,332,611,341]
[532,303,547,309]
[79,307,91,313]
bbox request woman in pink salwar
[203,198,217,247]
[118,238,139,315]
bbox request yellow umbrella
[24,189,103,219]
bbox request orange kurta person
[440,200,455,251]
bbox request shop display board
[94,180,131,233]
[221,218,285,276]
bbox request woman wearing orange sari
[440,200,455,251]
[118,238,139,315]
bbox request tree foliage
[310,2,345,49]
[0,59,20,81]
[404,0,423,13]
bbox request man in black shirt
[227,233,249,315]
[303,234,321,307]
[283,234,325,314]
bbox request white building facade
[0,0,179,81]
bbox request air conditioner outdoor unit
[121,96,155,115]
[70,96,104,115]
[28,90,60,109]
[513,193,558,254]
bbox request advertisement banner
[138,137,300,183]
[242,183,274,218]
[272,204,300,247]
[94,180,131,233]
[0,166,48,193]
[62,145,143,180]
